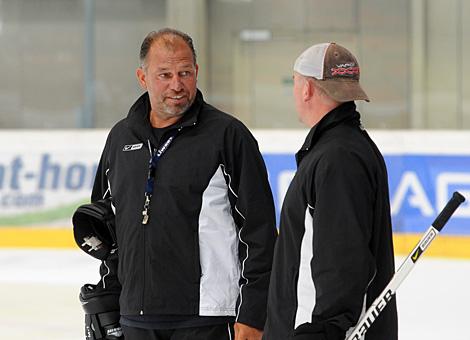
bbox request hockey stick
[346,191,466,340]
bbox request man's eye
[159,73,171,79]
[180,71,191,77]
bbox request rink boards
[0,130,469,257]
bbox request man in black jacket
[263,43,398,340]
[85,28,277,340]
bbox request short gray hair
[139,28,197,68]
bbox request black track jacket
[264,102,398,340]
[91,90,277,330]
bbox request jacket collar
[125,89,204,145]
[296,101,360,164]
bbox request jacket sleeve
[223,120,277,330]
[295,147,376,340]
[91,133,122,292]
[91,134,112,203]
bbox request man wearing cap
[263,43,398,340]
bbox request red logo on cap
[331,67,360,76]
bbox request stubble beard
[160,94,196,120]
[161,101,190,119]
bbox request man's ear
[303,78,314,102]
[136,67,147,90]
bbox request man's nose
[169,75,183,91]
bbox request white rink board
[254,129,470,155]
[0,249,469,340]
[1,129,470,230]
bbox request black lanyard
[142,127,182,224]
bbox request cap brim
[315,79,370,102]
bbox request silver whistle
[142,210,149,224]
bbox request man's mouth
[167,95,186,102]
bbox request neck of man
[149,110,183,128]
[304,98,341,128]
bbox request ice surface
[0,249,468,339]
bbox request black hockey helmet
[72,198,117,260]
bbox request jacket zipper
[140,141,153,315]
[140,221,146,315]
